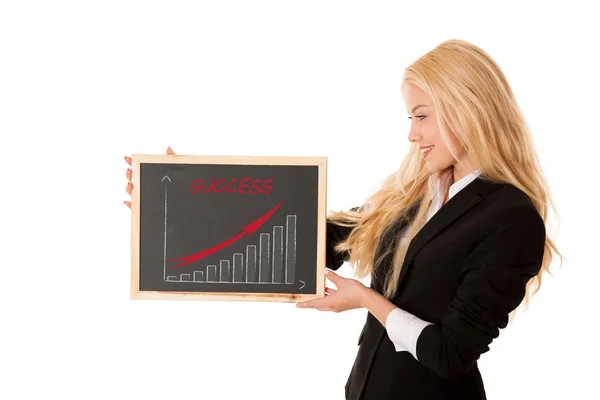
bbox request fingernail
[324,269,329,275]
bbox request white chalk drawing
[162,175,171,285]
[161,176,302,288]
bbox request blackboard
[130,154,327,302]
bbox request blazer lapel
[397,177,503,285]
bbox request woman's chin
[425,162,439,173]
[425,158,454,173]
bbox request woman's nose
[408,125,421,143]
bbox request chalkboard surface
[130,154,327,302]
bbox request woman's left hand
[296,269,368,312]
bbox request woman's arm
[358,204,545,375]
[411,205,546,379]
[360,287,433,355]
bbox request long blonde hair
[328,39,563,309]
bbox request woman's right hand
[124,146,177,209]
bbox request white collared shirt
[385,169,482,359]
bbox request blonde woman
[295,39,562,400]
[123,39,561,400]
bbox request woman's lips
[421,145,434,157]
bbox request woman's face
[405,84,466,175]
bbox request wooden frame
[130,153,327,302]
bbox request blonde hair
[328,39,563,310]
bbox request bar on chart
[233,253,244,282]
[259,233,271,283]
[207,265,218,282]
[272,226,284,283]
[246,245,257,282]
[285,215,297,284]
[220,260,230,282]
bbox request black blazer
[326,176,546,400]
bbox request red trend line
[169,200,284,268]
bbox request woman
[294,39,562,399]
[124,39,561,399]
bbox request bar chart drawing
[165,214,299,285]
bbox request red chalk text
[190,178,273,195]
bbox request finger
[123,200,131,209]
[126,168,132,182]
[126,182,133,195]
[324,269,343,284]
[296,296,332,309]
[166,146,177,155]
[325,287,337,294]
[124,156,131,166]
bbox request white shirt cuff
[385,307,433,360]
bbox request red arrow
[169,200,284,268]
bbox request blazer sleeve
[325,206,361,271]
[415,204,546,380]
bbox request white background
[1,1,598,399]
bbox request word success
[190,178,273,195]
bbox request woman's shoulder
[476,180,544,231]
[475,177,535,209]
[466,181,546,256]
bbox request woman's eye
[407,115,426,121]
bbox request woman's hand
[123,146,177,209]
[295,269,369,312]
